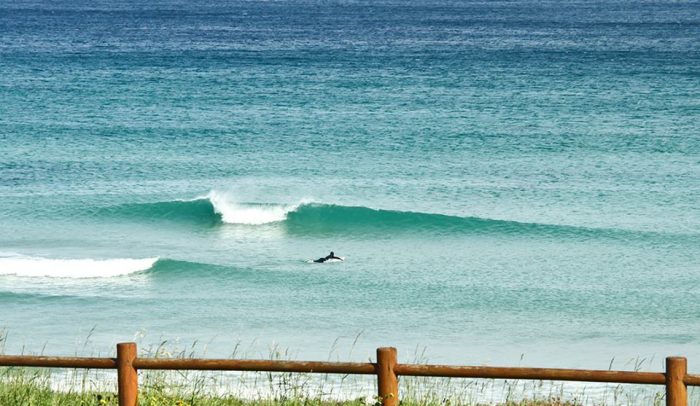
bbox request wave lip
[0,256,159,278]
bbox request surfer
[314,251,342,263]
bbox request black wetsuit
[314,254,341,263]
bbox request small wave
[0,256,159,278]
[146,258,249,278]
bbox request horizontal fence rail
[132,358,377,374]
[0,343,698,406]
[0,355,117,369]
[394,364,668,385]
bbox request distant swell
[96,193,669,241]
[0,256,159,278]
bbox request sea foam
[204,191,303,225]
[0,256,159,278]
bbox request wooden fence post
[117,342,138,406]
[377,347,398,406]
[666,357,687,406]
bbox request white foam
[205,191,305,225]
[0,256,159,278]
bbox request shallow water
[1,0,699,372]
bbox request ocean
[1,0,699,377]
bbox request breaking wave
[91,191,689,241]
[0,255,159,278]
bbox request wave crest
[205,191,301,225]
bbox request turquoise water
[1,0,699,371]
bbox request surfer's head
[330,251,334,256]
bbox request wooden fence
[1,343,698,406]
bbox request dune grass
[0,370,584,406]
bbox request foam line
[0,256,159,278]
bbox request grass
[0,369,587,406]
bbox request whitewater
[0,255,158,278]
[0,1,699,401]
